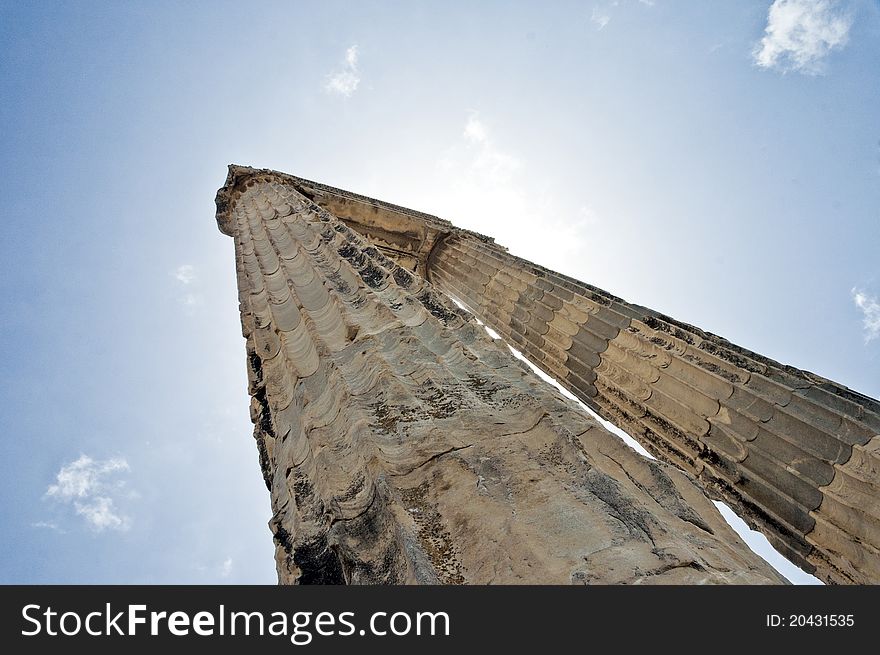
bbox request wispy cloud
[172,264,203,313]
[174,264,195,285]
[591,6,612,30]
[324,45,361,97]
[220,557,233,578]
[463,114,489,145]
[753,0,852,74]
[459,113,522,184]
[590,0,653,30]
[852,288,880,343]
[180,293,202,310]
[44,455,132,532]
[74,496,129,531]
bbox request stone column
[427,232,880,584]
[216,168,785,584]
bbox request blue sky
[1,1,877,585]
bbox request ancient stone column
[215,167,785,584]
[427,232,880,584]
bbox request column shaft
[219,171,785,584]
[428,232,880,584]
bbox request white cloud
[590,0,652,30]
[852,288,880,342]
[753,0,852,74]
[463,115,488,145]
[173,264,203,313]
[455,113,521,184]
[45,455,132,532]
[31,521,65,533]
[220,557,233,578]
[578,204,601,227]
[174,264,195,285]
[324,45,361,97]
[75,496,130,531]
[47,455,129,499]
[344,45,358,68]
[181,293,203,308]
[591,6,612,30]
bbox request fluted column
[427,232,880,584]
[216,168,784,585]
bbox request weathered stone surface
[216,166,786,585]
[218,167,880,585]
[425,233,880,584]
